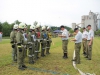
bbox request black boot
[63,53,67,59]
[18,66,25,70]
[83,52,86,55]
[35,52,40,59]
[22,65,27,68]
[84,52,86,55]
[41,49,46,57]
[13,59,17,63]
[29,61,34,64]
[63,53,65,58]
[65,53,68,58]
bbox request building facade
[81,11,98,31]
[72,23,76,30]
[97,15,100,30]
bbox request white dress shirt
[82,30,88,39]
[87,29,94,40]
[61,29,69,40]
[75,31,82,43]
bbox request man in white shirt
[58,25,69,59]
[71,28,82,64]
[86,25,94,60]
[82,28,88,55]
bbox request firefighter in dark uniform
[46,26,52,54]
[10,24,18,62]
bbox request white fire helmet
[36,24,41,28]
[30,25,35,30]
[42,26,46,30]
[13,24,18,29]
[47,26,50,30]
[19,23,25,29]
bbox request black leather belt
[75,42,81,44]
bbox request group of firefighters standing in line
[10,23,52,70]
[10,23,94,70]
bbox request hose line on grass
[72,50,96,75]
[11,63,69,75]
[27,67,69,75]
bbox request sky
[0,0,100,27]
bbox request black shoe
[63,53,66,59]
[75,62,80,64]
[84,52,86,55]
[41,55,46,57]
[72,59,76,61]
[83,52,85,54]
[37,57,40,59]
[87,58,91,60]
[13,59,17,62]
[29,61,34,64]
[35,57,40,60]
[22,65,27,68]
[85,56,88,58]
[83,52,87,56]
[18,67,25,70]
[63,56,67,59]
[65,56,68,58]
[63,53,68,59]
[46,53,50,55]
[84,54,87,56]
[14,59,17,61]
[65,53,68,57]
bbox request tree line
[1,20,99,37]
[0,20,71,37]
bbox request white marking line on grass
[73,50,96,75]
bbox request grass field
[0,37,100,75]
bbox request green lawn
[0,37,100,75]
